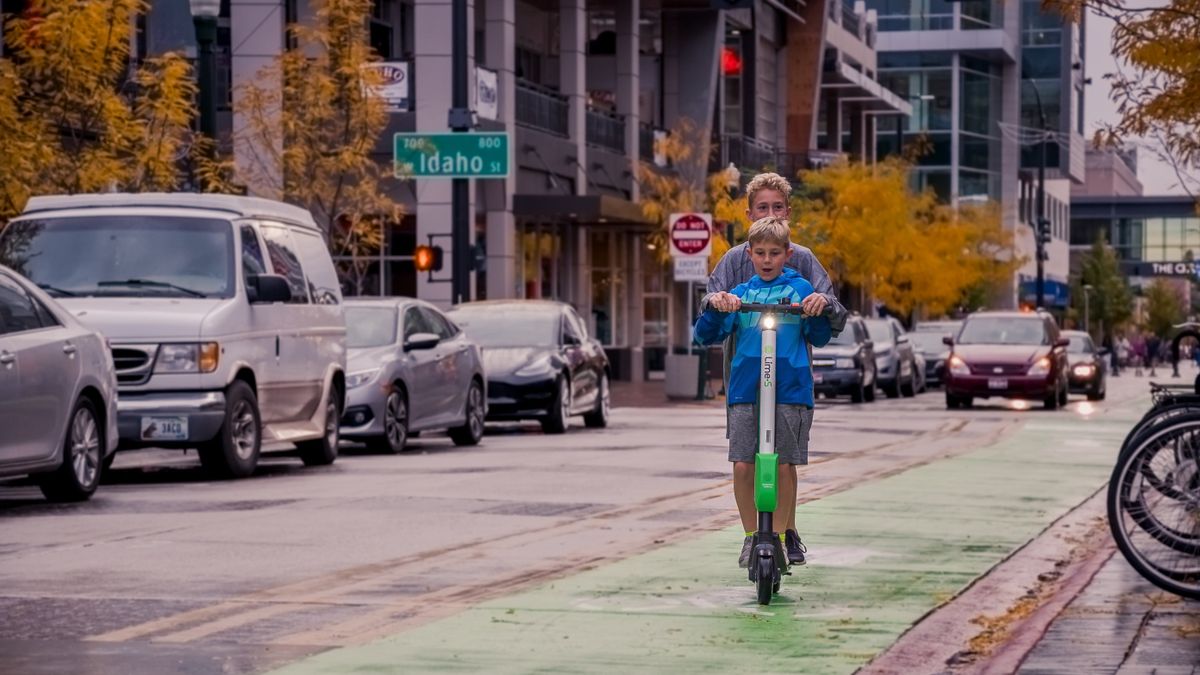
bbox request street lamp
[723,162,740,246]
[190,0,221,142]
[1082,283,1094,337]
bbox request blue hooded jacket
[693,269,832,407]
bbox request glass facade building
[1072,197,1200,265]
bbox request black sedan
[908,331,953,388]
[446,300,610,433]
[812,316,877,403]
[1063,330,1108,401]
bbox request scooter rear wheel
[756,557,775,605]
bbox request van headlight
[156,343,220,373]
[347,368,381,389]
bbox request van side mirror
[404,332,441,351]
[942,336,954,346]
[1055,337,1070,348]
[863,339,874,350]
[247,274,291,304]
[897,334,910,344]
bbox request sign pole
[450,0,470,305]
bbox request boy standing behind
[694,216,832,568]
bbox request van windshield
[0,216,235,298]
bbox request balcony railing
[586,106,626,153]
[515,79,568,137]
[714,134,779,173]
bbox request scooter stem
[755,322,778,513]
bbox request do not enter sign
[668,212,712,257]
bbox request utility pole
[449,0,472,304]
[1030,81,1049,310]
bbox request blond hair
[747,216,790,249]
[745,172,792,207]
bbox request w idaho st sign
[394,132,509,178]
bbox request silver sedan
[339,298,487,453]
[0,265,118,501]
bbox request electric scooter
[738,300,808,605]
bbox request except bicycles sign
[668,212,712,257]
[394,132,509,179]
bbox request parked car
[340,298,486,453]
[914,320,963,335]
[863,316,918,398]
[0,193,347,478]
[0,266,118,501]
[446,300,610,433]
[1062,330,1108,401]
[908,330,953,388]
[943,310,1069,410]
[811,315,877,403]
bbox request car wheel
[38,397,103,502]
[298,386,341,466]
[199,381,261,479]
[850,378,865,403]
[450,380,486,446]
[863,375,876,402]
[1043,387,1059,410]
[883,377,900,399]
[368,390,408,454]
[583,373,610,428]
[945,392,960,410]
[541,375,570,434]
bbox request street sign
[394,132,509,179]
[668,212,712,257]
[673,256,709,283]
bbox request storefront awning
[512,194,653,226]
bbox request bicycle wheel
[1121,403,1200,458]
[1108,418,1200,600]
[1122,409,1200,503]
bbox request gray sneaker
[738,535,753,568]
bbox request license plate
[813,373,824,383]
[988,378,1008,390]
[141,416,188,441]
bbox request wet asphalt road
[0,385,1109,674]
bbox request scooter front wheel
[756,557,775,605]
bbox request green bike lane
[271,403,1141,674]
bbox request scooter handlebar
[737,302,806,314]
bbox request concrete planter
[664,352,701,399]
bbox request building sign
[364,62,409,112]
[475,66,499,121]
[1121,261,1200,277]
[668,212,712,257]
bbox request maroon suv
[943,311,1070,410]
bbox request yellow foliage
[0,0,199,218]
[235,0,402,293]
[795,157,1022,318]
[637,118,749,270]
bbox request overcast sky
[1084,8,1198,195]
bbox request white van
[0,193,347,478]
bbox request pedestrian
[694,216,832,569]
[1118,333,1131,375]
[700,172,848,565]
[1147,332,1161,377]
[1132,332,1146,377]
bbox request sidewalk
[268,387,1154,673]
[611,376,724,409]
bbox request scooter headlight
[762,315,776,330]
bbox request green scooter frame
[738,300,807,605]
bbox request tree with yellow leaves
[637,118,749,270]
[1052,0,1200,194]
[0,0,199,220]
[794,157,1022,319]
[233,0,401,294]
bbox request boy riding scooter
[694,216,832,587]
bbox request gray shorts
[727,403,813,465]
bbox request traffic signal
[1037,218,1052,246]
[414,245,443,272]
